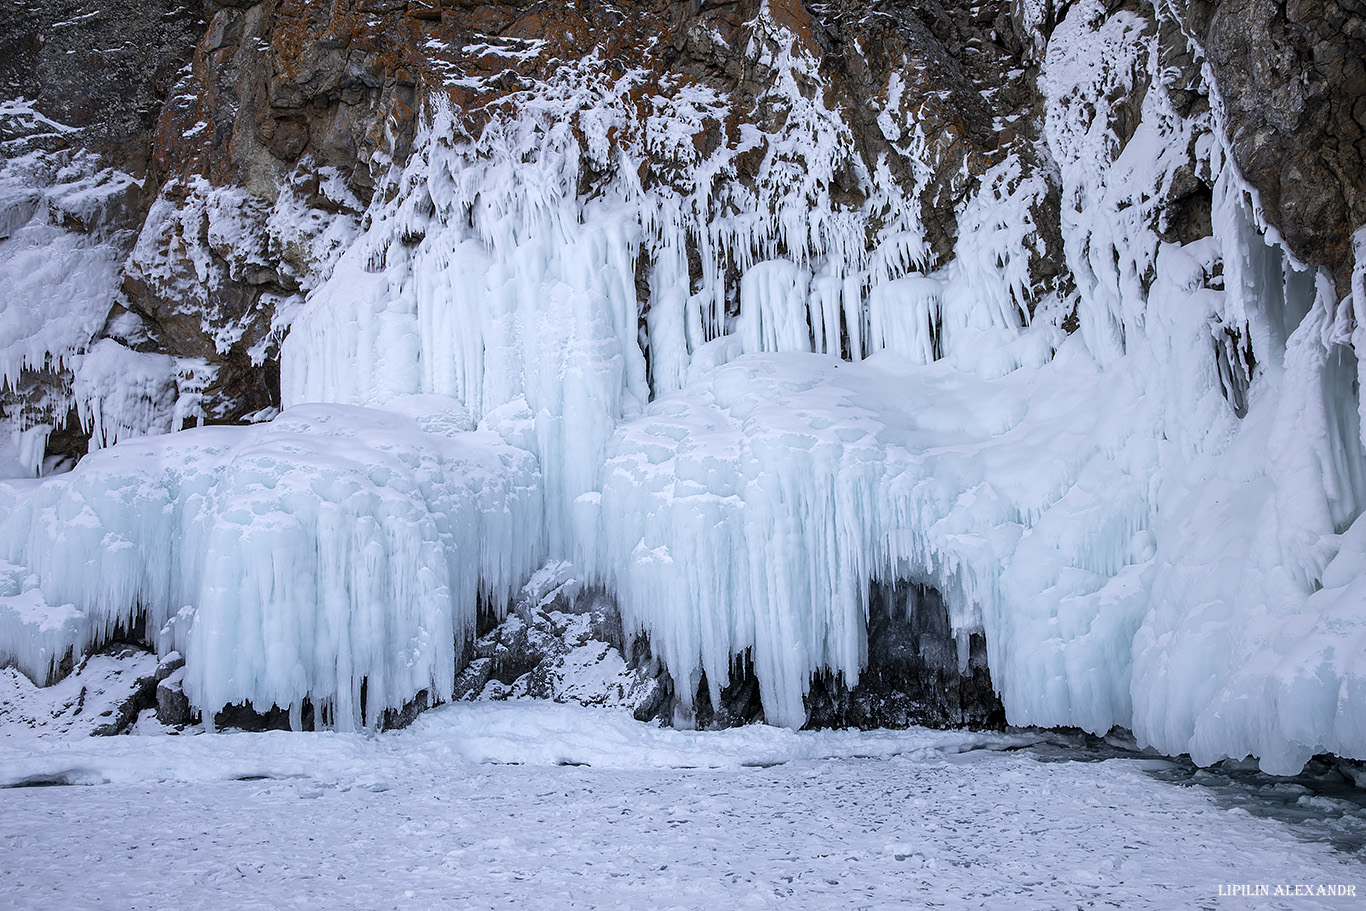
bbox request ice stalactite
[0,141,138,475]
[270,15,1046,730]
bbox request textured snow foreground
[1,703,1364,911]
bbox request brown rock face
[0,0,205,177]
[154,0,422,199]
[4,0,1364,449]
[1178,0,1366,294]
[5,0,1070,450]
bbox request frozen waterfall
[1,0,1365,775]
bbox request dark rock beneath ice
[381,690,431,731]
[91,646,185,736]
[688,659,766,730]
[154,666,192,728]
[213,700,314,733]
[669,582,1004,732]
[803,581,1006,731]
[1171,0,1366,293]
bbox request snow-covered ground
[1,703,1363,910]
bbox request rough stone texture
[0,0,206,177]
[0,1,207,462]
[118,0,408,428]
[207,683,428,730]
[91,646,185,736]
[154,666,193,727]
[212,699,314,732]
[646,581,1004,731]
[115,178,291,427]
[804,582,1007,731]
[1,644,164,735]
[380,689,430,731]
[688,660,767,730]
[1176,0,1366,294]
[2,0,1362,447]
[153,0,422,198]
[455,582,669,721]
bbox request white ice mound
[585,342,1150,732]
[0,396,543,730]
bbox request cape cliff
[1,0,1365,774]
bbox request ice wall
[280,14,1042,561]
[268,14,1049,728]
[1030,0,1366,772]
[0,136,139,474]
[0,397,543,730]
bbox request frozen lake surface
[1,703,1364,910]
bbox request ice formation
[0,130,140,474]
[1,0,1366,774]
[0,398,542,730]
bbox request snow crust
[3,1,1366,774]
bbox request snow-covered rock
[0,644,179,738]
[454,562,668,721]
[0,396,543,732]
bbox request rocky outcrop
[804,582,1006,730]
[8,0,1350,461]
[453,566,669,721]
[0,0,204,463]
[0,0,205,171]
[91,648,186,735]
[0,644,183,736]
[155,665,193,726]
[4,0,1363,449]
[452,570,1002,731]
[1174,0,1366,294]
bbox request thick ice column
[737,260,813,355]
